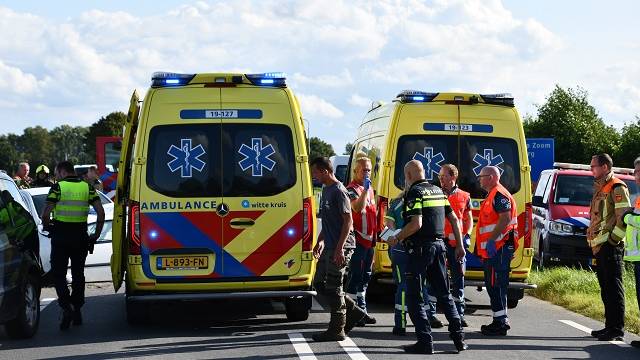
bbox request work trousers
[313,247,354,318]
[426,244,466,319]
[347,244,374,312]
[405,240,462,345]
[389,243,430,330]
[595,242,625,332]
[50,222,89,310]
[483,241,514,324]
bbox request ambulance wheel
[507,288,523,309]
[285,296,311,322]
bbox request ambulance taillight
[302,197,313,251]
[129,202,141,255]
[524,202,532,248]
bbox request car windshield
[554,175,639,206]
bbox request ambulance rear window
[146,124,296,197]
[146,124,223,197]
[394,135,521,198]
[222,124,296,197]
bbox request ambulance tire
[285,296,311,322]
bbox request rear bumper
[465,280,537,289]
[127,290,316,302]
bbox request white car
[22,186,114,283]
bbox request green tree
[86,111,126,159]
[0,135,22,174]
[344,142,353,155]
[50,125,91,165]
[524,85,620,164]
[309,137,335,161]
[20,126,53,172]
[615,116,640,167]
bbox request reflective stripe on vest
[624,197,640,261]
[445,189,470,247]
[475,184,517,259]
[54,181,89,223]
[348,182,377,248]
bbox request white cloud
[348,93,371,107]
[296,93,344,119]
[291,70,354,88]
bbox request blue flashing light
[286,227,296,237]
[149,230,158,239]
[246,72,287,87]
[151,72,196,88]
[480,93,514,107]
[396,90,438,103]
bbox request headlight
[549,221,573,235]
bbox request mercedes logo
[217,203,230,217]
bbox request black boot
[312,313,346,342]
[60,306,73,330]
[344,297,366,334]
[429,316,444,329]
[450,333,468,353]
[630,340,640,349]
[403,342,434,354]
[591,328,608,338]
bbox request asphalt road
[1,282,639,359]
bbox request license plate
[157,256,208,270]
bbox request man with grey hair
[623,156,640,349]
[476,165,518,336]
[13,162,32,189]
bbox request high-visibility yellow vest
[54,181,89,223]
[624,197,640,261]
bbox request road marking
[559,320,626,346]
[288,333,317,360]
[338,337,369,360]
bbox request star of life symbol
[167,139,206,178]
[412,147,444,180]
[238,138,276,177]
[473,149,504,176]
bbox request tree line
[0,112,126,177]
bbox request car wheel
[536,237,547,270]
[5,273,41,339]
[507,288,524,309]
[285,296,311,322]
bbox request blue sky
[1,0,638,153]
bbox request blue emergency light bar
[396,90,439,103]
[151,72,196,88]
[480,93,514,107]
[245,72,287,87]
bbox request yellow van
[111,72,317,323]
[349,91,535,308]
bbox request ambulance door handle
[230,218,255,229]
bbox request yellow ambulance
[349,91,535,308]
[111,72,316,323]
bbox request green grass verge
[527,263,639,335]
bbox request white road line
[40,297,56,309]
[338,337,369,360]
[288,333,317,360]
[559,320,627,346]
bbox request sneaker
[630,340,640,349]
[392,327,406,336]
[481,321,509,336]
[60,307,73,331]
[402,342,434,354]
[597,329,624,341]
[591,328,608,338]
[429,316,444,329]
[72,308,82,326]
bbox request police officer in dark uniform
[388,160,467,354]
[41,161,105,330]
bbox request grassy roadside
[527,264,639,335]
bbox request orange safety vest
[445,188,471,247]
[476,184,518,259]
